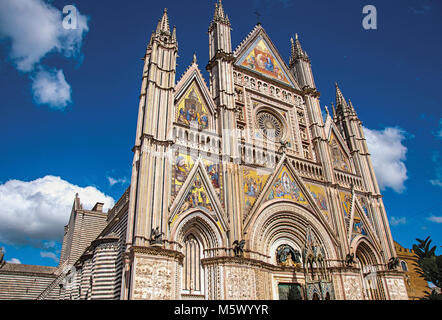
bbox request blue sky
[0,0,441,267]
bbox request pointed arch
[350,236,383,266]
[170,209,227,298]
[245,201,338,265]
[171,209,227,250]
[351,237,386,300]
[349,197,379,247]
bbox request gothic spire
[212,0,230,25]
[290,33,307,65]
[156,8,170,35]
[335,82,348,108]
[348,99,358,116]
[172,26,177,41]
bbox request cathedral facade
[36,1,408,300]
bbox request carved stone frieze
[386,277,408,300]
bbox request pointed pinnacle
[212,0,229,24]
[172,26,176,41]
[217,0,225,18]
[335,82,347,107]
[290,33,305,62]
[348,99,357,115]
[157,8,170,35]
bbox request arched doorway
[182,234,203,295]
[170,209,227,300]
[355,241,383,300]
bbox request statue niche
[276,244,301,268]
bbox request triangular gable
[349,198,382,253]
[174,61,216,130]
[171,153,223,204]
[327,123,352,173]
[234,26,299,89]
[175,81,212,130]
[357,195,375,227]
[244,155,336,239]
[350,209,367,240]
[352,197,379,243]
[169,159,228,232]
[266,166,308,205]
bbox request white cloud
[0,0,89,72]
[42,240,57,249]
[40,251,59,263]
[7,258,21,264]
[430,179,442,187]
[427,216,442,224]
[437,118,442,139]
[107,176,128,187]
[31,68,72,109]
[390,216,407,226]
[364,127,408,193]
[0,0,89,109]
[430,152,442,187]
[0,176,114,246]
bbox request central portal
[278,283,303,300]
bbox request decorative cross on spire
[254,11,261,25]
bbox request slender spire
[335,83,359,117]
[335,82,347,107]
[156,8,170,35]
[212,0,230,25]
[172,26,176,41]
[290,33,307,65]
[348,99,357,116]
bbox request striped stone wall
[0,264,60,300]
[59,196,108,268]
[59,189,129,300]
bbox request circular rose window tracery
[256,111,284,141]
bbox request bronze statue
[345,253,355,267]
[233,240,246,257]
[278,139,289,154]
[150,227,164,245]
[387,257,399,270]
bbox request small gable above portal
[176,83,211,130]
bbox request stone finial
[212,0,230,24]
[290,33,305,63]
[335,82,347,107]
[156,8,170,35]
